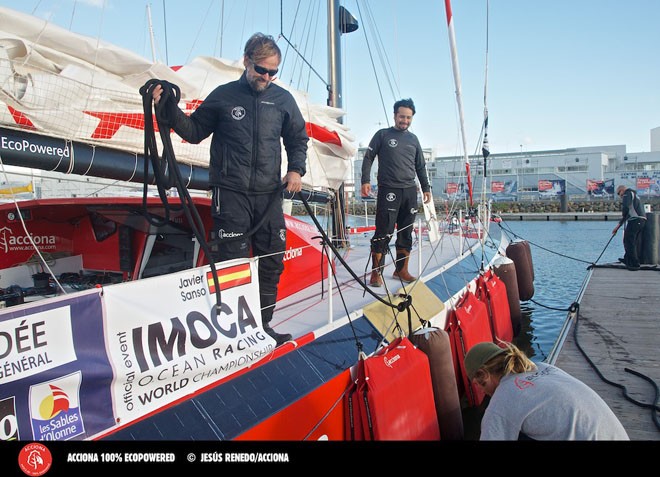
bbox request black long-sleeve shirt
[360,127,430,192]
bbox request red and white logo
[18,442,52,476]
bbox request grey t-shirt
[480,362,629,440]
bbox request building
[354,141,660,202]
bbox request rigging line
[278,33,327,88]
[528,298,572,312]
[498,219,595,265]
[68,1,77,30]
[327,246,376,352]
[0,152,66,294]
[279,0,327,88]
[592,229,617,265]
[182,0,216,65]
[81,144,95,176]
[303,220,412,353]
[302,381,356,441]
[294,1,320,92]
[216,0,225,57]
[279,0,305,81]
[65,139,75,174]
[299,194,407,310]
[362,1,400,100]
[623,368,660,429]
[354,1,389,125]
[49,142,67,173]
[289,2,308,90]
[141,80,223,307]
[480,0,490,207]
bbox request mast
[481,0,490,209]
[327,1,357,247]
[327,1,342,110]
[443,0,473,208]
[327,0,345,247]
[146,4,158,63]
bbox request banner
[538,179,565,197]
[538,180,552,191]
[446,182,458,194]
[604,179,615,196]
[0,258,272,441]
[586,179,603,192]
[0,290,113,441]
[587,179,614,197]
[637,177,651,190]
[101,257,273,436]
[491,181,504,193]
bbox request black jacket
[360,127,430,192]
[171,73,308,194]
[619,188,646,226]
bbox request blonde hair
[243,32,281,63]
[473,341,536,387]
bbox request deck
[272,228,488,342]
[548,263,660,440]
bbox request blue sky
[5,0,660,156]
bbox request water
[496,220,622,362]
[297,214,624,363]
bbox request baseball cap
[464,342,507,380]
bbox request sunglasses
[251,61,278,77]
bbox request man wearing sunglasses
[151,33,308,347]
[612,185,646,271]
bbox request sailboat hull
[0,195,506,440]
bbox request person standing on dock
[360,98,431,287]
[464,341,629,440]
[613,185,646,271]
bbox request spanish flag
[207,263,252,293]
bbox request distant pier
[499,212,620,221]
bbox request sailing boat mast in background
[443,0,473,208]
[146,4,158,63]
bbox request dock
[548,263,660,440]
[500,212,620,221]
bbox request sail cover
[0,7,356,192]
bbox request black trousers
[370,185,418,254]
[623,218,645,268]
[211,187,286,323]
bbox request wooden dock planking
[553,265,660,440]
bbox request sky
[4,0,660,156]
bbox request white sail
[0,7,356,192]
